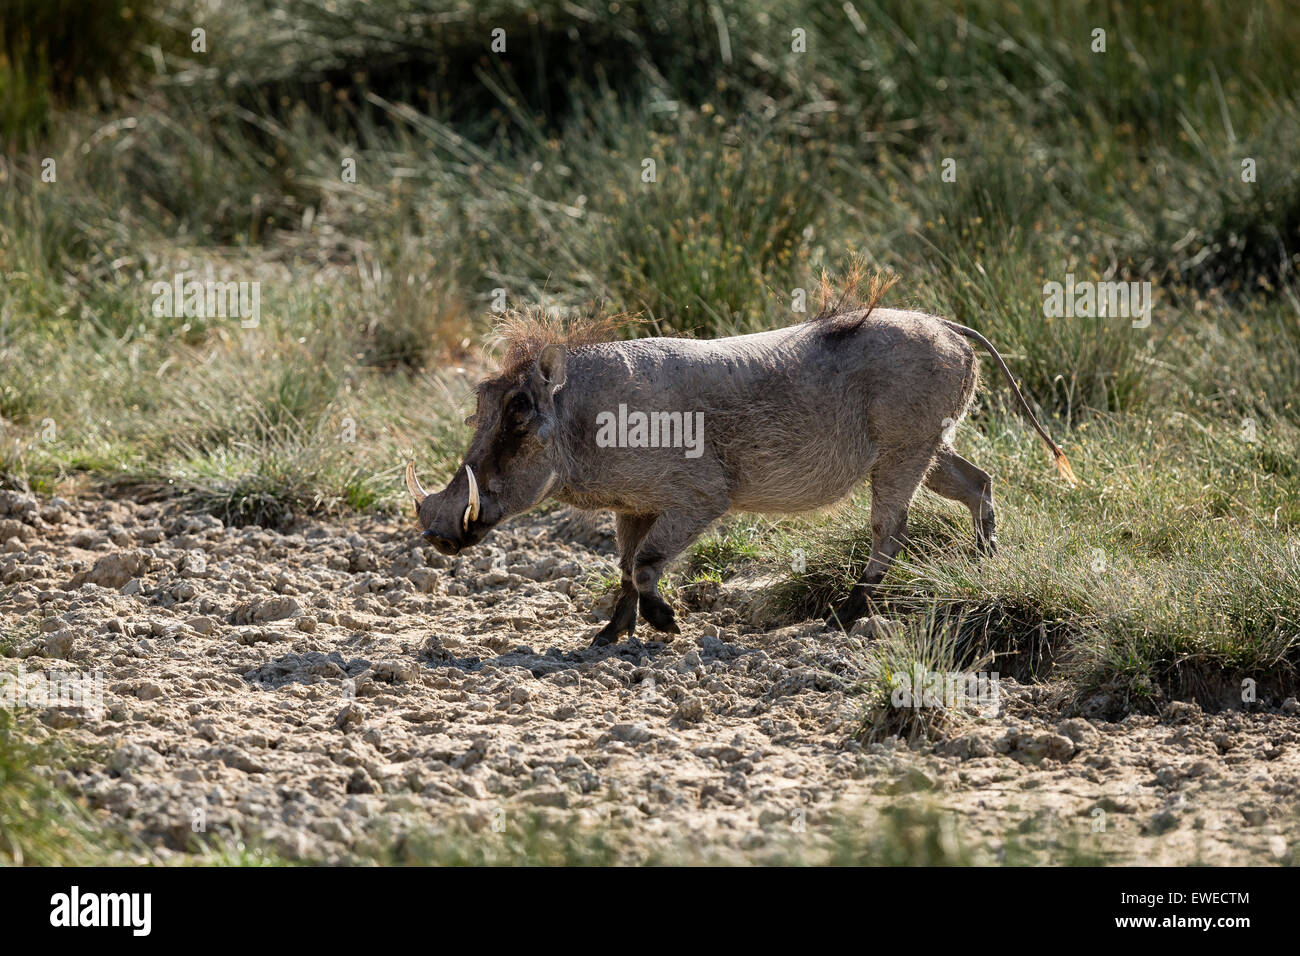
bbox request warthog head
[406,344,567,555]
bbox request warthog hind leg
[924,445,997,554]
[592,513,656,646]
[827,450,933,629]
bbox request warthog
[407,306,1073,644]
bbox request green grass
[0,710,123,865]
[687,518,766,581]
[844,607,998,743]
[180,832,299,867]
[344,803,1115,866]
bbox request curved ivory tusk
[463,465,481,531]
[405,459,428,507]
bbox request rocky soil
[1,488,1298,864]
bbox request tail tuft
[1052,449,1077,485]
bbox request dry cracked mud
[2,488,1298,864]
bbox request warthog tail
[943,321,1077,485]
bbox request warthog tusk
[405,460,428,508]
[463,465,481,531]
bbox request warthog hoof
[639,593,681,634]
[593,589,638,646]
[825,595,868,630]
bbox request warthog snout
[406,459,494,555]
[406,340,569,556]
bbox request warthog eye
[505,390,534,429]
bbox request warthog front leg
[592,513,656,647]
[630,502,729,636]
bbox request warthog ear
[536,344,566,394]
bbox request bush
[0,0,161,147]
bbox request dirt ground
[2,488,1297,864]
